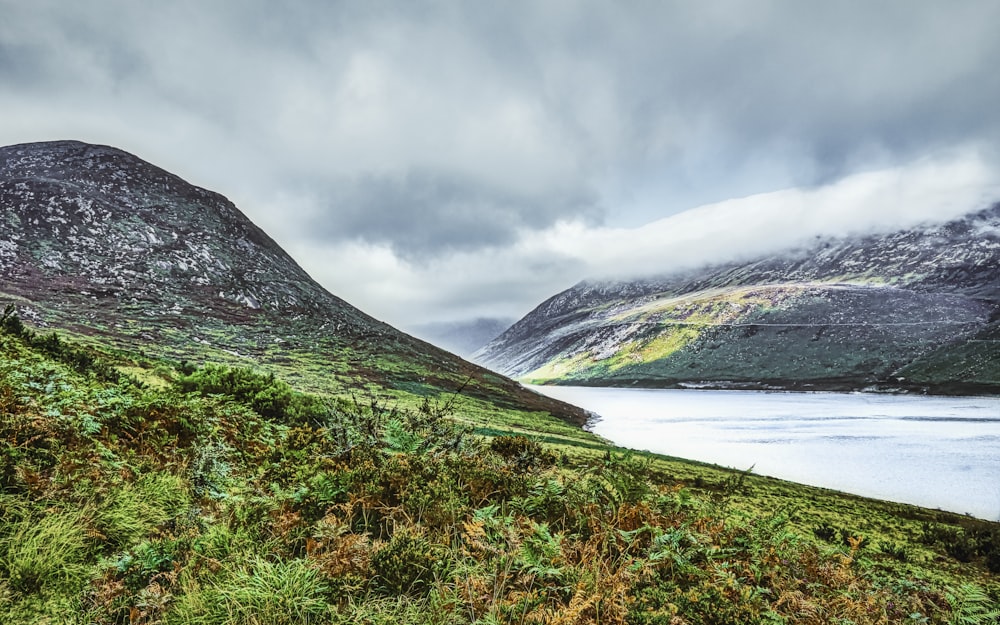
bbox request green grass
[93,472,190,548]
[0,317,997,623]
[0,502,92,598]
[168,557,331,625]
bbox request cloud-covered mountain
[5,2,1000,327]
[476,204,1000,394]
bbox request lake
[528,385,1000,520]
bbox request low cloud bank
[285,148,999,327]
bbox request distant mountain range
[0,140,587,424]
[476,204,1000,394]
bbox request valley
[1,140,997,623]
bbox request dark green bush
[0,308,123,383]
[813,523,838,543]
[489,435,556,471]
[176,363,328,425]
[0,305,28,338]
[371,528,444,595]
[876,540,909,562]
[921,522,998,565]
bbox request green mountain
[0,140,586,428]
[477,205,1000,394]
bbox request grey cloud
[0,42,41,86]
[3,0,1000,323]
[6,1,1000,205]
[311,171,600,259]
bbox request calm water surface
[529,386,1000,520]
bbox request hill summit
[0,140,586,424]
[0,140,377,324]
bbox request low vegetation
[1,312,997,623]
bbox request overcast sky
[2,1,999,329]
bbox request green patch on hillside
[517,285,1000,393]
[1,291,593,433]
[616,325,701,369]
[522,286,807,385]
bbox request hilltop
[0,140,586,427]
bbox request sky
[2,1,999,331]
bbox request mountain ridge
[0,140,369,321]
[476,203,1000,394]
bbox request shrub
[877,540,910,562]
[813,522,838,543]
[372,528,444,596]
[921,522,997,565]
[0,305,27,338]
[489,435,556,471]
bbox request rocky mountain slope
[0,140,586,424]
[476,204,1000,394]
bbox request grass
[93,472,190,548]
[0,317,997,623]
[0,502,91,598]
[168,557,332,625]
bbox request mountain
[0,140,587,425]
[408,317,514,357]
[476,204,1000,394]
[3,143,998,623]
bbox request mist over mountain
[476,204,1000,394]
[0,140,587,424]
[408,317,514,358]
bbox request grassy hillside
[0,140,590,431]
[511,283,1000,394]
[1,315,998,624]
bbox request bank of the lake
[530,385,1000,520]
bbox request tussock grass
[0,503,91,597]
[168,557,331,625]
[93,472,190,548]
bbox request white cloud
[282,147,1000,328]
[576,146,1000,280]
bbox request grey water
[529,386,1000,520]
